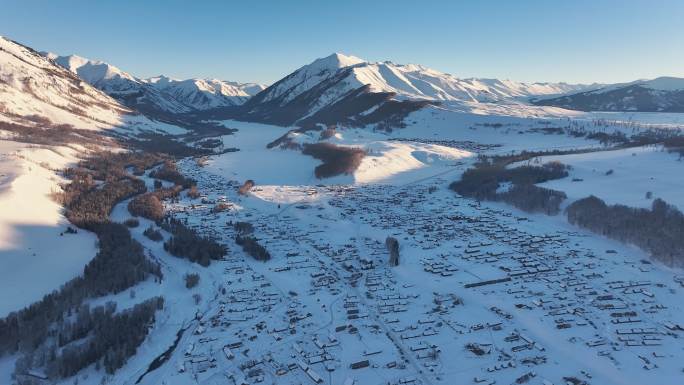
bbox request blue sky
[2,0,682,85]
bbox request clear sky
[2,0,682,85]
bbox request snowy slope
[45,53,265,116]
[0,141,98,317]
[233,53,598,127]
[517,145,684,211]
[0,36,130,130]
[255,53,595,105]
[345,61,597,103]
[534,76,684,112]
[0,36,190,314]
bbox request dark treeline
[301,142,366,178]
[567,196,684,267]
[14,298,163,380]
[74,152,162,181]
[451,161,568,215]
[149,160,196,188]
[184,273,200,289]
[64,177,146,227]
[128,133,214,158]
[59,152,164,227]
[235,234,271,261]
[161,217,227,266]
[663,136,684,157]
[498,184,568,215]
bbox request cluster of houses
[160,159,684,385]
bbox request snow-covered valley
[67,116,684,385]
[2,30,684,385]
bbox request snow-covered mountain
[225,53,598,127]
[533,76,684,112]
[0,37,189,140]
[43,52,192,117]
[0,36,131,131]
[43,53,265,117]
[145,75,264,110]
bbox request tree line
[14,298,163,380]
[149,160,195,188]
[301,142,366,179]
[235,234,271,261]
[161,217,227,266]
[451,161,569,215]
[567,196,684,267]
[128,185,182,222]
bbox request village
[145,157,684,385]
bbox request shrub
[234,221,254,235]
[319,126,336,140]
[238,180,255,195]
[124,218,140,228]
[184,273,200,289]
[187,185,200,199]
[212,202,231,213]
[143,226,163,242]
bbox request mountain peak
[308,53,365,71]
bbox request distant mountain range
[3,34,684,134]
[42,52,265,119]
[201,53,602,128]
[532,77,684,113]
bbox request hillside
[0,36,130,131]
[533,76,684,112]
[0,36,192,315]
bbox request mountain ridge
[200,52,600,128]
[533,76,684,112]
[41,52,266,118]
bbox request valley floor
[4,111,684,385]
[69,117,684,385]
